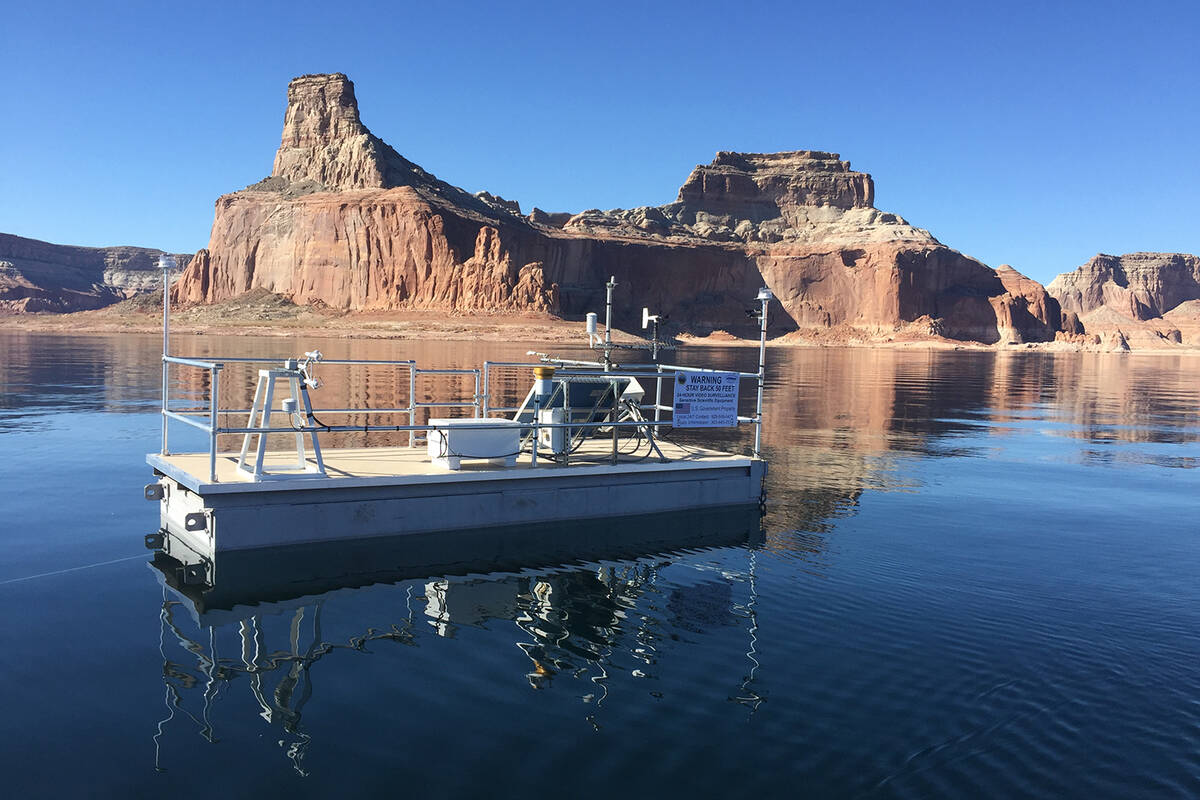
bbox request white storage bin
[426,418,522,470]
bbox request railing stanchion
[482,362,490,418]
[209,366,220,483]
[655,364,663,423]
[160,255,173,455]
[408,362,417,447]
[753,287,773,459]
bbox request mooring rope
[0,553,146,586]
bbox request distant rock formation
[1044,253,1200,348]
[1048,252,1200,320]
[0,233,188,313]
[175,72,1064,343]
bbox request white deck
[148,440,754,496]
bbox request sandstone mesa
[173,72,1064,345]
[1046,252,1200,349]
[5,72,1198,351]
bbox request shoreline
[3,308,1198,355]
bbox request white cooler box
[426,418,522,470]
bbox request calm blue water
[1,331,1198,798]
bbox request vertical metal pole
[408,362,417,447]
[654,364,663,423]
[473,370,481,418]
[160,257,171,455]
[482,362,490,418]
[562,381,570,466]
[754,290,770,459]
[209,367,220,483]
[531,409,539,466]
[603,276,615,372]
[611,411,618,464]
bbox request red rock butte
[174,72,1066,343]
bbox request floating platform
[147,440,766,583]
[150,503,764,621]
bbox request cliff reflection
[2,331,1194,452]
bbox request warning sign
[672,371,740,428]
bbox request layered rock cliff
[1044,252,1200,348]
[1047,252,1200,321]
[0,232,188,313]
[175,72,1064,343]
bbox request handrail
[214,419,681,436]
[163,410,212,432]
[480,356,769,459]
[164,355,224,370]
[157,285,774,482]
[184,356,418,366]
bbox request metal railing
[155,259,773,484]
[158,357,765,483]
[480,360,764,439]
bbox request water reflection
[2,331,1196,449]
[149,508,767,776]
[4,330,1199,796]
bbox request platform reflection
[149,507,765,776]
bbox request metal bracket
[144,483,165,501]
[184,512,208,532]
[181,561,210,586]
[144,531,165,550]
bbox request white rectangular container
[537,408,566,454]
[426,418,521,470]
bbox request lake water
[1,330,1198,798]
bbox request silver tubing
[209,367,220,483]
[164,356,223,370]
[163,410,211,432]
[160,261,169,456]
[171,407,414,416]
[655,364,663,423]
[603,276,615,371]
[408,365,417,447]
[482,362,490,417]
[201,357,417,366]
[754,291,769,458]
[658,363,758,379]
[215,419,679,436]
[474,371,481,418]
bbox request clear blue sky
[2,0,1196,284]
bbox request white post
[654,364,663,423]
[754,287,773,459]
[159,254,176,455]
[209,367,220,482]
[603,276,616,371]
[408,363,417,447]
[482,362,490,418]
